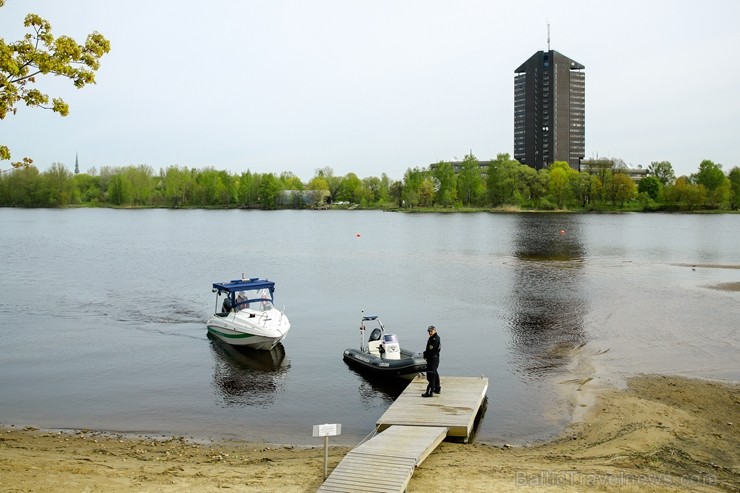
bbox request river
[0,209,737,445]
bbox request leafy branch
[1,3,110,162]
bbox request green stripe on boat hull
[207,327,256,339]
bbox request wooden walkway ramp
[318,376,488,492]
[317,425,447,493]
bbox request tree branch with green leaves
[1,1,110,165]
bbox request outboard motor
[382,334,401,360]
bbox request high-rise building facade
[514,50,585,170]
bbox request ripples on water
[505,215,589,379]
[0,209,738,445]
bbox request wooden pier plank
[352,425,447,464]
[376,376,488,441]
[318,456,415,493]
[317,426,447,493]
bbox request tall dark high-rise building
[514,50,585,170]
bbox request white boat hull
[206,308,290,350]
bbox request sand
[1,375,738,492]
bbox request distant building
[514,50,585,171]
[428,159,492,174]
[278,189,330,207]
[581,159,647,182]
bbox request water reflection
[208,334,289,406]
[507,215,589,377]
[345,366,410,408]
[513,214,586,262]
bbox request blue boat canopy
[212,278,275,296]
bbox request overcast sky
[2,0,738,181]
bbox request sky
[2,0,739,181]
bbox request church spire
[75,152,79,174]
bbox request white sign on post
[313,423,341,480]
[313,423,341,437]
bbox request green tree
[238,170,260,207]
[529,168,550,208]
[389,179,403,208]
[336,173,362,203]
[584,158,614,193]
[196,168,235,206]
[693,159,729,207]
[72,172,101,204]
[1,2,110,163]
[637,175,662,200]
[97,166,118,202]
[122,165,154,205]
[162,166,193,207]
[432,161,456,207]
[307,175,330,206]
[646,161,676,186]
[361,176,382,205]
[108,173,132,206]
[547,161,575,208]
[728,167,740,210]
[258,173,280,208]
[693,160,725,191]
[378,173,392,204]
[0,163,40,205]
[41,162,73,206]
[664,177,706,210]
[418,177,435,207]
[457,154,483,206]
[402,167,427,208]
[315,167,342,203]
[612,172,638,207]
[571,170,595,207]
[486,153,520,206]
[279,171,303,191]
[508,164,534,207]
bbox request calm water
[1,209,738,445]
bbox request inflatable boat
[343,314,426,380]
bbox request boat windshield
[254,288,274,312]
[231,288,274,312]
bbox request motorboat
[343,314,426,380]
[206,277,290,350]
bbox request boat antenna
[360,310,366,352]
[547,19,550,51]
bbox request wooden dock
[316,425,447,493]
[377,375,488,442]
[317,376,488,492]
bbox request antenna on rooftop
[547,19,551,51]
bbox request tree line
[1,154,739,211]
[4,8,739,212]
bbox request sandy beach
[1,374,738,492]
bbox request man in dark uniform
[422,325,441,397]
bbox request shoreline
[2,374,738,492]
